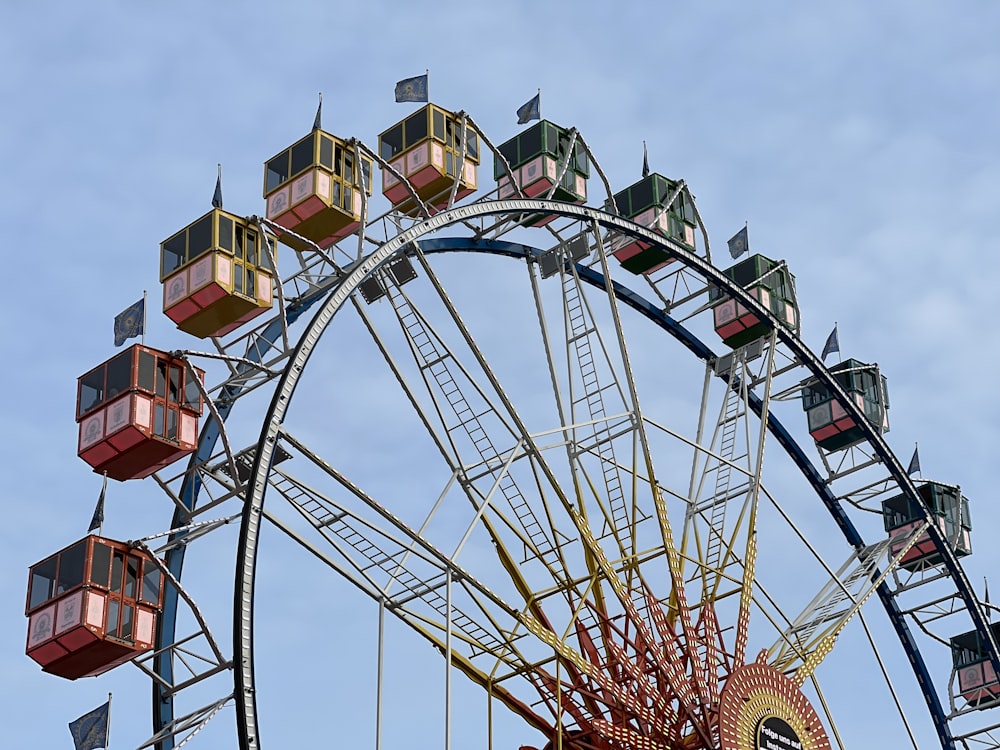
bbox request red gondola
[26,536,164,679]
[76,345,205,481]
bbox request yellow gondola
[264,128,373,250]
[161,208,274,338]
[379,104,479,215]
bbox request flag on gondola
[821,324,840,361]
[642,141,650,178]
[727,225,748,259]
[113,298,145,347]
[88,473,107,533]
[906,444,921,476]
[211,164,223,209]
[69,700,110,750]
[395,74,428,103]
[313,92,323,130]
[517,91,541,124]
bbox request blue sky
[3,2,999,748]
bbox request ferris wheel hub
[718,654,831,750]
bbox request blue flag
[394,74,428,103]
[69,700,110,750]
[906,444,920,476]
[88,474,107,533]
[517,92,541,124]
[727,225,748,259]
[114,298,145,347]
[821,324,840,361]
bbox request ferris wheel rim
[241,201,956,747]
[150,198,986,750]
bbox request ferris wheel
[25,97,1000,750]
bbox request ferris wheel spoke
[342,247,704,716]
[793,527,930,686]
[731,333,779,668]
[533,251,642,565]
[580,227,726,716]
[524,241,683,711]
[256,439,627,737]
[136,695,234,750]
[263,448,529,656]
[522,608,711,747]
[559,499,715,736]
[262,426,625,718]
[367,258,577,583]
[652,334,783,690]
[350,236,737,741]
[254,467,578,730]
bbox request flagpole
[141,290,147,346]
[106,693,113,750]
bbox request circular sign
[757,716,802,750]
